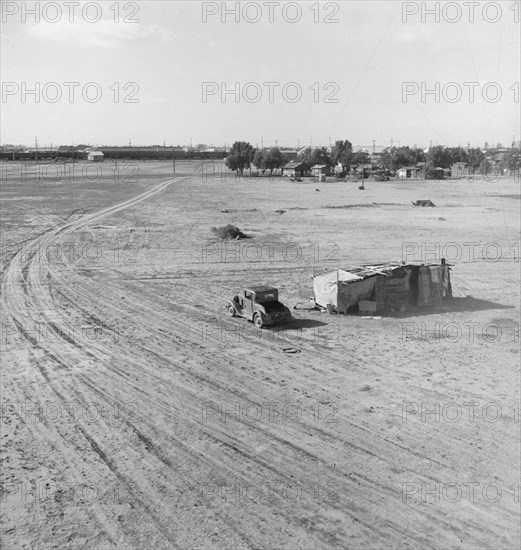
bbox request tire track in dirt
[2,173,215,549]
[3,165,301,548]
[3,167,518,549]
[19,249,505,547]
[17,257,490,548]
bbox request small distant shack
[397,165,422,179]
[427,167,445,180]
[313,261,452,315]
[311,164,330,180]
[87,151,104,162]
[283,161,311,178]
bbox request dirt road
[1,163,519,549]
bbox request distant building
[311,164,330,178]
[450,162,468,178]
[283,161,311,178]
[397,165,421,179]
[88,151,104,162]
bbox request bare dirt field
[1,160,519,549]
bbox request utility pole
[261,136,263,148]
[163,140,166,162]
[372,140,375,154]
[391,137,393,149]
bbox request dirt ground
[1,160,519,549]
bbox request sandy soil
[1,160,519,549]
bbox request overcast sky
[1,1,519,148]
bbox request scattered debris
[212,224,248,240]
[221,209,230,213]
[325,203,401,209]
[282,347,301,354]
[315,188,320,192]
[412,200,436,207]
[275,209,286,214]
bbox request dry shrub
[211,224,248,240]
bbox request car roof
[245,285,277,293]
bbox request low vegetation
[211,224,248,240]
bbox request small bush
[211,224,248,240]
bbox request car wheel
[228,306,236,317]
[253,314,263,328]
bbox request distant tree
[501,148,520,172]
[393,147,413,168]
[331,140,353,172]
[253,149,264,169]
[467,148,485,171]
[225,141,255,174]
[479,158,492,174]
[380,149,394,171]
[252,147,283,175]
[379,146,424,172]
[351,150,371,166]
[311,147,332,166]
[297,146,332,167]
[263,147,283,174]
[426,146,453,177]
[446,146,468,165]
[296,147,313,164]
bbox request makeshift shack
[313,261,452,315]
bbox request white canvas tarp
[313,270,378,312]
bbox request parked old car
[227,286,292,328]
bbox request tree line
[225,140,520,177]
